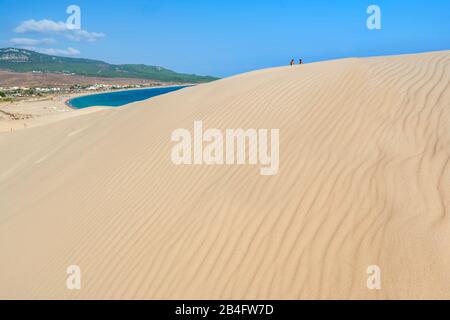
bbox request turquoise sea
[67,86,187,109]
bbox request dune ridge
[0,51,449,299]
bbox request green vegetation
[0,96,13,103]
[0,91,6,98]
[0,48,218,83]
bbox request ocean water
[68,86,187,109]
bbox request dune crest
[0,51,449,299]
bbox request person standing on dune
[290,59,295,66]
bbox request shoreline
[0,83,193,132]
[64,84,193,109]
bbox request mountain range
[0,48,217,83]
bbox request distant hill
[0,48,217,83]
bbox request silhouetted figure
[299,59,303,65]
[290,59,295,66]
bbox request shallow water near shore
[68,86,188,109]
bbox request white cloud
[14,19,105,42]
[20,46,81,56]
[15,19,67,33]
[10,37,56,46]
[66,29,106,42]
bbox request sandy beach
[0,85,194,133]
[0,51,449,299]
[0,92,104,133]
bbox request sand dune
[0,51,449,299]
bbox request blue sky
[1,0,449,77]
